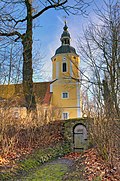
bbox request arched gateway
[73,123,87,151]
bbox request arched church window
[62,62,67,72]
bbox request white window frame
[62,62,67,72]
[62,92,69,99]
[62,112,69,120]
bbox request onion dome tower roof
[55,21,77,55]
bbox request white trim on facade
[50,84,53,92]
[77,82,81,118]
[70,60,73,77]
[56,62,59,78]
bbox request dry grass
[89,116,120,171]
[0,107,63,159]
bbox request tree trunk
[22,0,36,112]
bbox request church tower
[51,22,81,119]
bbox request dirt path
[47,157,75,167]
[17,156,86,181]
[62,155,86,181]
[16,158,74,181]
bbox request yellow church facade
[0,22,81,120]
[50,22,81,119]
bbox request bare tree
[0,0,89,112]
[77,0,120,167]
[0,43,23,85]
[78,0,119,118]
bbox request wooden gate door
[73,124,87,151]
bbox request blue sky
[32,0,104,82]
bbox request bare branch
[32,0,67,19]
[0,31,22,38]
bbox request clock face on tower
[63,57,66,61]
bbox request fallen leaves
[1,146,120,181]
[83,148,120,181]
[63,148,120,181]
[63,152,81,160]
[0,156,10,165]
[0,147,34,173]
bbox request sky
[32,0,104,82]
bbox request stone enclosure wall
[62,118,89,152]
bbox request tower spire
[55,21,77,55]
[63,16,67,30]
[61,21,70,45]
[63,20,68,31]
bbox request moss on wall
[62,118,90,151]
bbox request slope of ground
[0,148,119,181]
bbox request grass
[0,143,71,180]
[19,143,70,172]
[22,164,68,181]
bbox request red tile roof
[43,83,52,105]
[0,82,51,107]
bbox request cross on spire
[63,16,67,24]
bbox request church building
[50,21,81,119]
[0,22,81,120]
